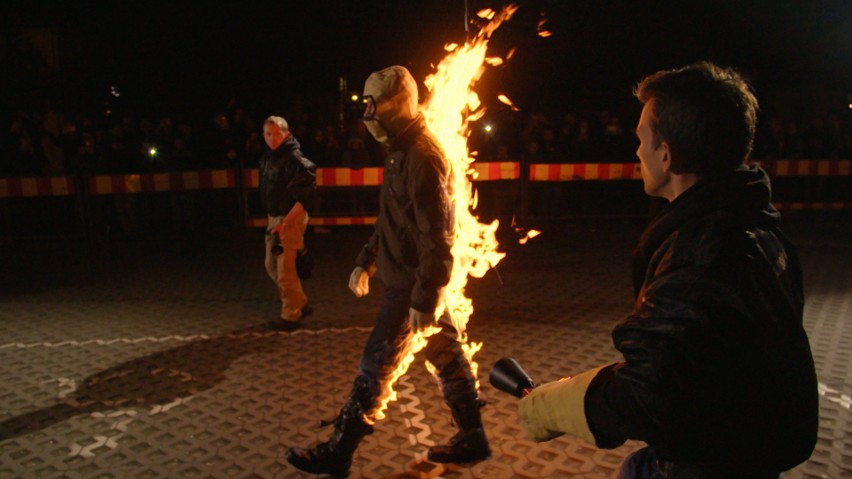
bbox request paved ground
[0,210,850,478]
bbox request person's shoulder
[672,211,762,269]
[410,130,444,159]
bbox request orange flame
[537,16,552,37]
[497,94,519,111]
[366,4,518,423]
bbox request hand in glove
[408,307,437,332]
[348,266,371,297]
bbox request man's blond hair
[265,115,289,132]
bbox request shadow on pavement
[0,323,279,441]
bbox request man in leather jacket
[259,115,316,323]
[518,62,818,478]
[286,66,490,477]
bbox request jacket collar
[632,164,779,295]
[389,114,426,152]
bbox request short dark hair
[633,62,758,177]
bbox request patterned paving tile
[0,213,850,478]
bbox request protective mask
[364,119,390,145]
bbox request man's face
[361,95,391,144]
[263,123,288,150]
[635,101,670,199]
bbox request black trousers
[357,286,478,413]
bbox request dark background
[2,0,851,123]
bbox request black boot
[428,396,491,464]
[286,379,374,477]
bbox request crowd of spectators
[1,99,849,238]
[2,100,851,179]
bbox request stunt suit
[259,133,316,321]
[287,66,489,477]
[518,166,818,478]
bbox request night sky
[4,0,851,121]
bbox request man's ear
[660,141,672,173]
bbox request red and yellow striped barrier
[0,176,76,198]
[88,169,236,194]
[317,167,383,187]
[770,159,851,177]
[773,201,852,211]
[3,159,849,207]
[471,161,519,180]
[244,167,384,188]
[529,162,642,181]
[246,216,377,228]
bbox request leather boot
[286,379,374,477]
[428,395,491,464]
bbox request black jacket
[259,135,316,216]
[356,116,454,312]
[585,165,818,475]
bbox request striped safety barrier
[471,161,520,180]
[773,201,852,211]
[529,162,642,181]
[88,169,237,194]
[0,176,77,198]
[246,216,377,228]
[770,159,851,177]
[3,159,850,221]
[244,167,384,188]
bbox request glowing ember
[366,5,518,422]
[497,94,520,111]
[519,229,541,245]
[537,18,552,37]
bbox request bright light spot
[351,93,359,102]
[484,124,493,132]
[149,148,157,157]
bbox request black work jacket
[259,135,316,216]
[356,116,454,312]
[585,165,818,476]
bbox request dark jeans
[357,286,478,411]
[618,447,783,479]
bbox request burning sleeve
[407,149,453,312]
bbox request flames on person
[366,5,521,423]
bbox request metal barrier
[1,159,850,239]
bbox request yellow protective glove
[408,307,437,332]
[348,266,371,297]
[518,365,608,444]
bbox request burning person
[286,65,490,476]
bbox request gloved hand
[408,307,437,332]
[348,266,371,297]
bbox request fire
[366,5,518,422]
